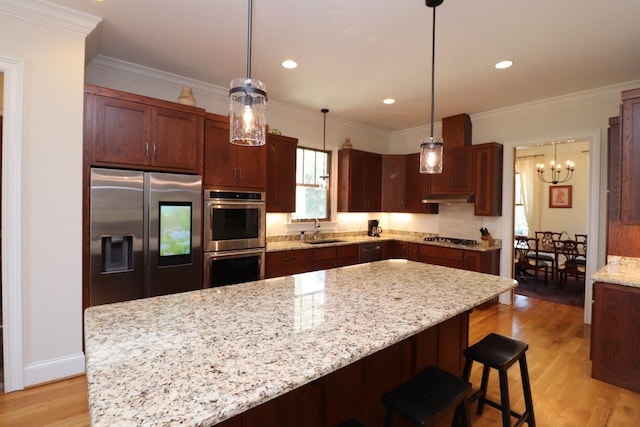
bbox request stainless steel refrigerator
[89,168,202,306]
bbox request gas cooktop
[423,236,479,246]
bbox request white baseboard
[23,352,86,387]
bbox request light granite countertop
[592,256,640,288]
[266,232,502,252]
[84,260,516,427]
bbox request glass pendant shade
[419,136,444,174]
[318,175,329,190]
[229,78,267,146]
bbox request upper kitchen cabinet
[428,147,475,195]
[84,84,205,174]
[404,153,439,214]
[473,143,503,216]
[338,148,382,212]
[381,155,407,212]
[621,88,640,225]
[266,133,298,212]
[203,113,266,191]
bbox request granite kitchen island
[84,259,517,427]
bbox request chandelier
[536,143,575,184]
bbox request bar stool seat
[381,366,471,427]
[462,333,536,427]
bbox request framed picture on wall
[549,185,572,208]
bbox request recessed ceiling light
[383,98,396,105]
[281,59,297,69]
[495,60,513,70]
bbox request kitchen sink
[304,239,344,245]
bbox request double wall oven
[203,189,266,288]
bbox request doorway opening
[513,140,590,307]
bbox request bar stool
[462,333,536,427]
[381,366,472,427]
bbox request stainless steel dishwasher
[359,242,383,263]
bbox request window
[292,147,331,221]
[514,171,529,236]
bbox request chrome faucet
[313,218,320,240]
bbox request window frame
[292,146,332,222]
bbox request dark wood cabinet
[265,249,312,278]
[473,143,503,216]
[338,148,382,212]
[607,88,640,257]
[336,244,360,267]
[267,134,298,212]
[312,246,338,271]
[203,113,266,191]
[442,113,472,148]
[418,244,500,275]
[405,153,439,214]
[428,147,475,195]
[620,88,640,225]
[84,84,204,174]
[592,282,640,393]
[381,155,407,212]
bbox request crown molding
[471,80,640,122]
[88,55,391,137]
[0,0,101,36]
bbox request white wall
[0,3,98,389]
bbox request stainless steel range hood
[421,193,475,204]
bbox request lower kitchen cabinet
[591,281,640,393]
[312,246,337,271]
[265,249,312,278]
[418,244,500,275]
[336,244,359,267]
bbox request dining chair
[553,239,586,285]
[532,231,561,279]
[574,234,587,266]
[515,236,549,285]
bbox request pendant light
[319,108,330,190]
[229,0,268,146]
[536,143,575,184]
[419,0,444,174]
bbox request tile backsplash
[438,203,484,239]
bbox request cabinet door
[152,107,201,172]
[312,246,337,271]
[381,155,406,212]
[428,147,474,195]
[93,96,150,167]
[235,143,267,190]
[267,135,298,212]
[265,249,312,278]
[338,149,382,212]
[405,153,438,214]
[592,282,640,393]
[204,118,236,187]
[418,245,463,269]
[336,244,359,266]
[621,89,640,225]
[473,143,503,216]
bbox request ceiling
[49,0,640,132]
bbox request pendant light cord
[430,5,436,138]
[246,0,253,79]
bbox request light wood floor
[1,295,639,426]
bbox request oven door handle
[204,248,265,261]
